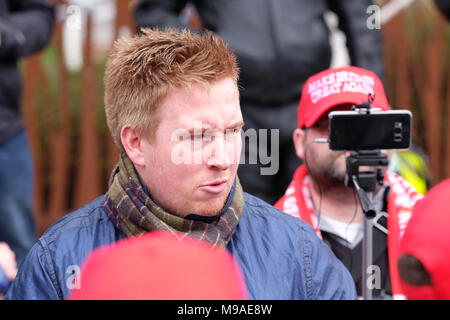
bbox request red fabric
[70,231,248,300]
[386,188,402,298]
[275,165,322,238]
[385,171,423,299]
[275,165,421,298]
[297,66,389,128]
[399,179,450,300]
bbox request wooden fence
[21,0,450,236]
[382,0,450,182]
[23,0,132,235]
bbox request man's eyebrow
[226,120,245,129]
[186,127,208,134]
[186,121,244,133]
[185,122,212,134]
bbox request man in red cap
[70,231,248,300]
[398,179,450,300]
[275,66,422,299]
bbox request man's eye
[191,134,203,140]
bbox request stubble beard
[309,151,348,190]
[167,183,232,217]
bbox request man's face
[302,116,348,187]
[296,111,392,189]
[138,77,243,217]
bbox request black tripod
[345,150,388,300]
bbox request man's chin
[191,197,229,216]
[318,171,347,189]
[190,185,233,216]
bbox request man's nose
[205,136,234,170]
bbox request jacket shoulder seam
[38,237,64,300]
[43,201,106,244]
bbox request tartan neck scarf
[104,152,244,248]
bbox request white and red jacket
[275,165,422,299]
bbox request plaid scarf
[104,153,244,248]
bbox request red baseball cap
[70,231,249,300]
[399,179,450,299]
[297,66,390,128]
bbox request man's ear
[293,128,306,160]
[120,125,146,167]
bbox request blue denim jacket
[0,265,10,294]
[5,193,356,300]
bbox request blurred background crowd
[18,0,449,237]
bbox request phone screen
[328,110,412,151]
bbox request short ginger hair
[104,28,239,148]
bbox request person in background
[133,0,385,205]
[275,66,422,299]
[6,29,355,300]
[398,179,450,300]
[70,231,248,300]
[0,0,55,265]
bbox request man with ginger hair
[6,29,355,300]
